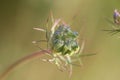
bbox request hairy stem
[0,49,51,80]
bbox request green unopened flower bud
[51,24,80,56]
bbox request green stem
[0,49,51,80]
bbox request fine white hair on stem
[33,27,46,32]
[50,19,61,38]
[66,55,72,78]
[69,64,72,78]
[79,41,85,54]
[50,10,54,24]
[77,41,85,66]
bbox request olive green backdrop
[0,0,120,80]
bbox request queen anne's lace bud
[51,25,80,56]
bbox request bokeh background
[0,0,120,80]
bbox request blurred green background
[0,0,120,80]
